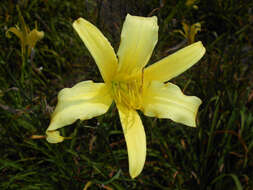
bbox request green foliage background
[0,0,253,189]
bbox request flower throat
[111,77,143,110]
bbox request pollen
[111,78,143,110]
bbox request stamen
[111,78,143,110]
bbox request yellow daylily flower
[46,14,206,178]
[186,0,198,7]
[174,22,201,44]
[6,10,44,57]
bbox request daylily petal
[144,41,205,82]
[73,18,118,82]
[142,81,202,127]
[116,14,158,78]
[28,29,44,48]
[46,80,112,143]
[46,130,64,143]
[117,105,146,178]
[182,22,190,37]
[6,27,23,41]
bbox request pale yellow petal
[173,29,187,38]
[46,130,64,143]
[192,23,201,35]
[28,29,44,48]
[116,14,158,78]
[144,41,205,82]
[182,22,189,37]
[6,27,24,43]
[73,18,118,82]
[117,105,146,178]
[189,23,201,43]
[46,81,112,142]
[142,81,202,127]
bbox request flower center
[111,78,143,110]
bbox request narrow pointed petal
[46,81,112,143]
[144,41,205,82]
[116,14,158,77]
[142,81,201,127]
[190,23,201,43]
[6,27,24,43]
[182,22,190,36]
[73,18,118,82]
[117,105,146,178]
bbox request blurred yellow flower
[46,14,205,178]
[185,0,198,7]
[175,22,201,44]
[6,10,44,57]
